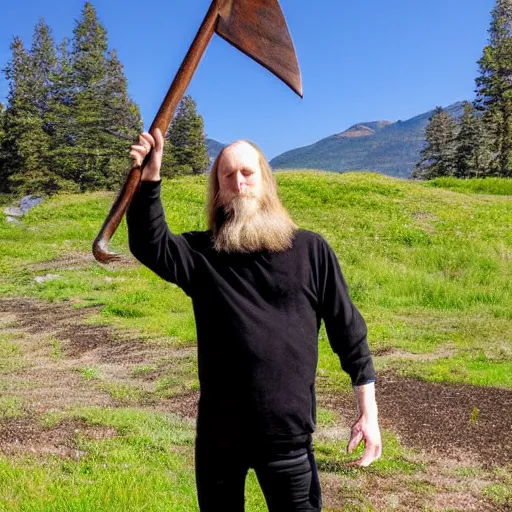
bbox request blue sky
[0,0,494,159]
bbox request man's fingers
[129,148,144,167]
[346,448,380,467]
[139,132,155,149]
[347,430,363,454]
[153,128,164,153]
[346,440,382,467]
[130,130,164,179]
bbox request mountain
[270,102,465,178]
[206,138,225,162]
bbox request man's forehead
[218,141,260,173]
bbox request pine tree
[455,102,490,178]
[47,39,82,192]
[68,1,111,191]
[0,37,27,191]
[64,2,142,191]
[1,3,142,194]
[413,107,458,180]
[475,0,512,177]
[22,19,58,193]
[1,21,64,195]
[166,95,209,175]
[31,19,57,116]
[0,103,5,144]
[101,49,143,186]
[0,103,6,188]
[1,35,53,194]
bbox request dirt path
[0,297,510,511]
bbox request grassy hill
[0,172,511,511]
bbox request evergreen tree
[0,103,5,186]
[475,0,512,177]
[22,19,58,193]
[68,1,111,190]
[101,49,143,185]
[413,107,458,180]
[0,103,4,144]
[455,102,490,178]
[65,2,142,191]
[31,19,57,116]
[1,22,64,194]
[1,3,142,194]
[1,35,54,194]
[47,39,82,192]
[166,95,209,175]
[160,139,178,178]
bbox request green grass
[0,397,24,419]
[0,408,198,512]
[0,407,272,512]
[78,367,99,381]
[0,406,421,512]
[425,176,512,195]
[315,430,424,477]
[1,172,511,389]
[0,334,25,374]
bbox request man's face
[217,142,263,206]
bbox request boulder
[20,195,44,213]
[3,195,43,222]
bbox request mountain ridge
[207,102,466,178]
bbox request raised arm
[126,130,196,294]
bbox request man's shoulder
[294,229,329,249]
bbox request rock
[2,196,43,221]
[3,206,24,218]
[19,195,43,213]
[34,274,61,284]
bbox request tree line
[415,0,512,180]
[0,2,209,196]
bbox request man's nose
[236,173,247,193]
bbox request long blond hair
[207,141,297,252]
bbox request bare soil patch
[30,251,137,272]
[0,416,116,459]
[319,373,512,468]
[0,297,196,454]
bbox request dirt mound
[319,373,512,467]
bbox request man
[127,129,381,512]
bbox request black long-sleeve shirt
[127,181,375,444]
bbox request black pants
[195,436,322,511]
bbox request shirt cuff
[352,379,376,388]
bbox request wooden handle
[93,0,220,263]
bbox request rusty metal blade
[217,0,303,97]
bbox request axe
[92,0,302,263]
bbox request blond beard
[213,192,297,254]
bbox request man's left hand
[346,412,382,467]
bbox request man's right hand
[129,129,164,182]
